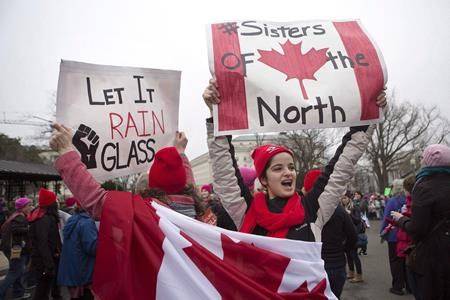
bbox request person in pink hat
[0,197,33,300]
[391,144,450,299]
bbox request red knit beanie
[148,147,187,194]
[38,188,57,207]
[251,144,293,179]
[303,169,322,193]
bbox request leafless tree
[366,93,449,193]
[254,133,266,147]
[277,128,337,189]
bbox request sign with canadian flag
[207,20,387,136]
[92,193,337,299]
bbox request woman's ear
[259,176,268,187]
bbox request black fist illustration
[72,124,100,169]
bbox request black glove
[350,125,369,133]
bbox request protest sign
[56,60,181,181]
[207,20,387,136]
[384,187,392,196]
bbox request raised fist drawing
[72,124,100,169]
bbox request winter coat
[0,212,30,258]
[321,205,357,268]
[349,206,365,234]
[57,212,98,287]
[398,172,450,300]
[395,195,412,258]
[28,210,61,273]
[380,195,406,243]
[206,119,373,242]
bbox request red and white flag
[206,20,387,136]
[92,192,337,299]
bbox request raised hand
[72,124,100,169]
[202,78,221,115]
[376,86,387,108]
[174,131,188,154]
[50,123,74,155]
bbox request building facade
[190,134,278,186]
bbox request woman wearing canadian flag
[202,78,387,242]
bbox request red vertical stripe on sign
[211,23,248,131]
[333,21,384,120]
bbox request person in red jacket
[395,176,415,295]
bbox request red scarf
[27,207,46,222]
[239,192,305,238]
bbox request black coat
[0,213,30,258]
[321,205,357,268]
[398,172,450,300]
[29,213,61,274]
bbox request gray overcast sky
[1,0,449,159]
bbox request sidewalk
[341,220,414,300]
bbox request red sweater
[54,150,196,220]
[396,195,412,258]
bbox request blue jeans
[325,265,347,299]
[0,254,28,299]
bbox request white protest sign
[207,20,387,136]
[56,60,181,181]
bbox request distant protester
[58,203,98,300]
[28,188,63,300]
[0,197,33,300]
[391,144,450,299]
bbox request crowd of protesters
[0,190,98,300]
[0,79,448,300]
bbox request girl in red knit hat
[203,78,387,242]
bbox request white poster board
[56,60,181,181]
[207,20,387,136]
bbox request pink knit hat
[201,184,212,194]
[15,197,31,210]
[239,167,257,191]
[421,144,450,167]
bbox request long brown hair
[139,184,205,217]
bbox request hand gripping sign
[207,20,387,136]
[56,60,181,181]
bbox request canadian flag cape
[92,192,337,299]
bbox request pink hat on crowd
[201,184,212,194]
[239,167,257,191]
[15,197,31,210]
[421,144,450,167]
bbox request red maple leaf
[258,40,329,100]
[181,232,328,299]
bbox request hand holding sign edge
[50,123,74,155]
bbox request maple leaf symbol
[258,40,329,100]
[181,232,328,299]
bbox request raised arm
[174,131,196,186]
[50,123,106,220]
[313,126,374,237]
[203,79,250,228]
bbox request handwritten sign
[56,60,181,181]
[207,20,387,136]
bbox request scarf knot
[240,192,305,238]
